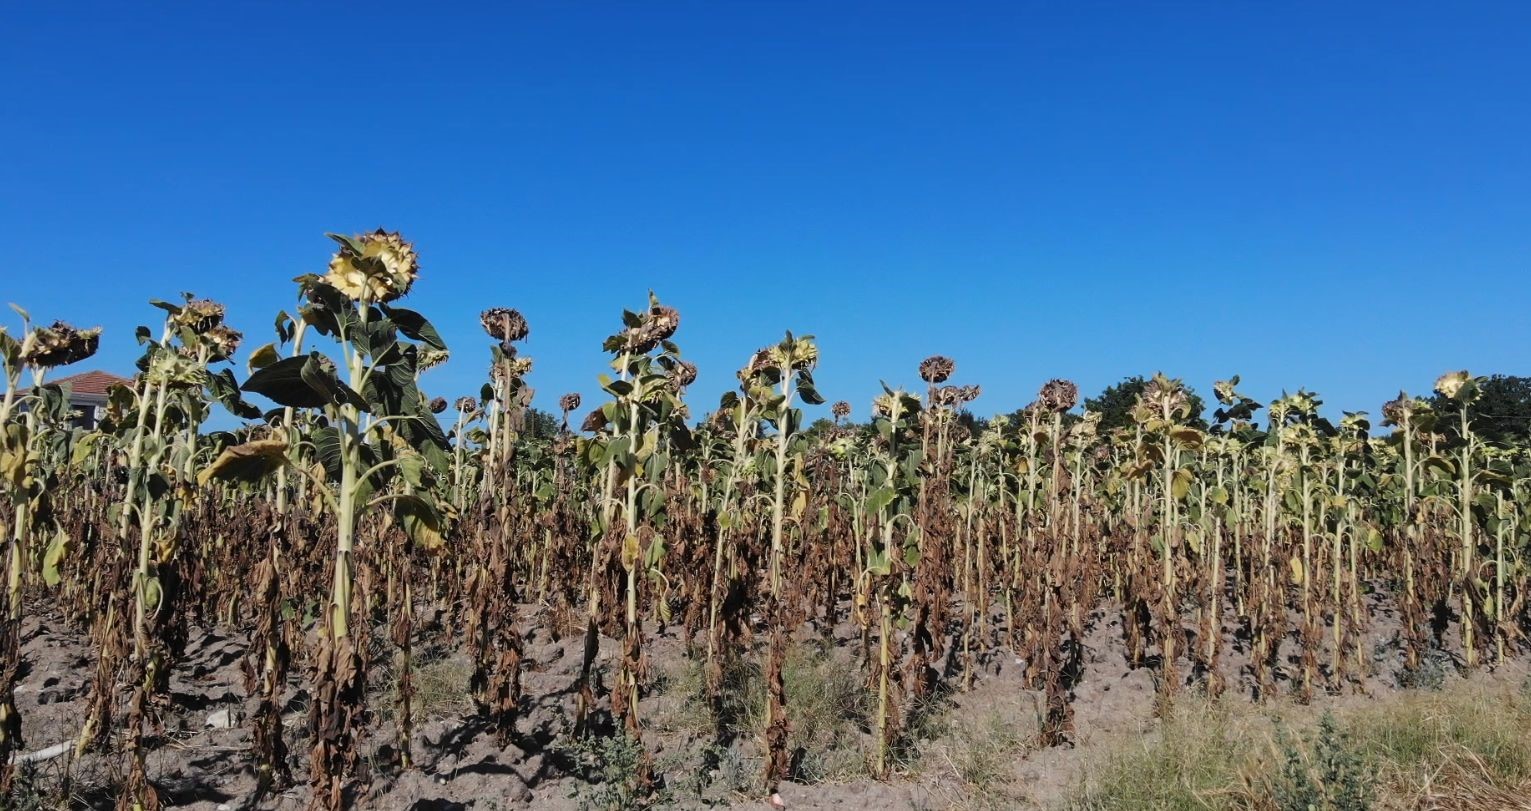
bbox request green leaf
[243,355,329,408]
[208,368,263,419]
[380,305,447,351]
[299,353,370,412]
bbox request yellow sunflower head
[324,229,419,303]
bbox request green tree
[1429,374,1531,445]
[522,406,560,441]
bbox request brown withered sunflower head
[480,307,529,342]
[580,408,609,433]
[559,392,582,414]
[176,298,226,332]
[831,400,851,421]
[623,303,683,354]
[742,347,773,379]
[21,321,102,368]
[204,324,243,362]
[454,396,478,414]
[428,396,448,414]
[648,305,680,342]
[1038,379,1079,414]
[919,355,955,384]
[934,385,963,408]
[673,360,698,389]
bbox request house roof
[52,370,132,398]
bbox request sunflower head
[146,350,205,388]
[559,392,582,414]
[21,321,102,369]
[1213,377,1242,406]
[1140,374,1191,421]
[618,299,683,354]
[673,360,698,389]
[204,324,243,362]
[324,229,419,303]
[418,348,450,372]
[580,408,609,434]
[481,307,529,343]
[176,298,226,332]
[648,305,681,343]
[504,357,534,379]
[831,400,851,421]
[741,347,774,380]
[1434,370,1472,401]
[1038,379,1078,414]
[1380,394,1409,425]
[454,396,478,414]
[918,355,955,384]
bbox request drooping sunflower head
[918,355,955,384]
[831,400,851,421]
[418,348,450,372]
[176,298,226,332]
[648,305,681,343]
[1141,373,1191,420]
[580,407,609,434]
[741,347,774,380]
[673,359,698,389]
[480,307,529,343]
[21,321,102,369]
[454,396,478,414]
[1213,377,1242,406]
[429,396,449,414]
[146,350,205,388]
[1339,411,1370,436]
[204,324,243,362]
[1434,370,1470,400]
[505,356,534,379]
[1037,379,1078,414]
[324,229,420,303]
[559,392,582,414]
[620,301,683,354]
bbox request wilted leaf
[199,438,289,486]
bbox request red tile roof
[52,370,132,397]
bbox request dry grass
[653,642,871,784]
[1064,672,1531,810]
[926,705,1037,809]
[1347,675,1531,808]
[406,653,474,722]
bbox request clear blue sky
[5,2,1528,424]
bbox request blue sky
[4,2,1528,424]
